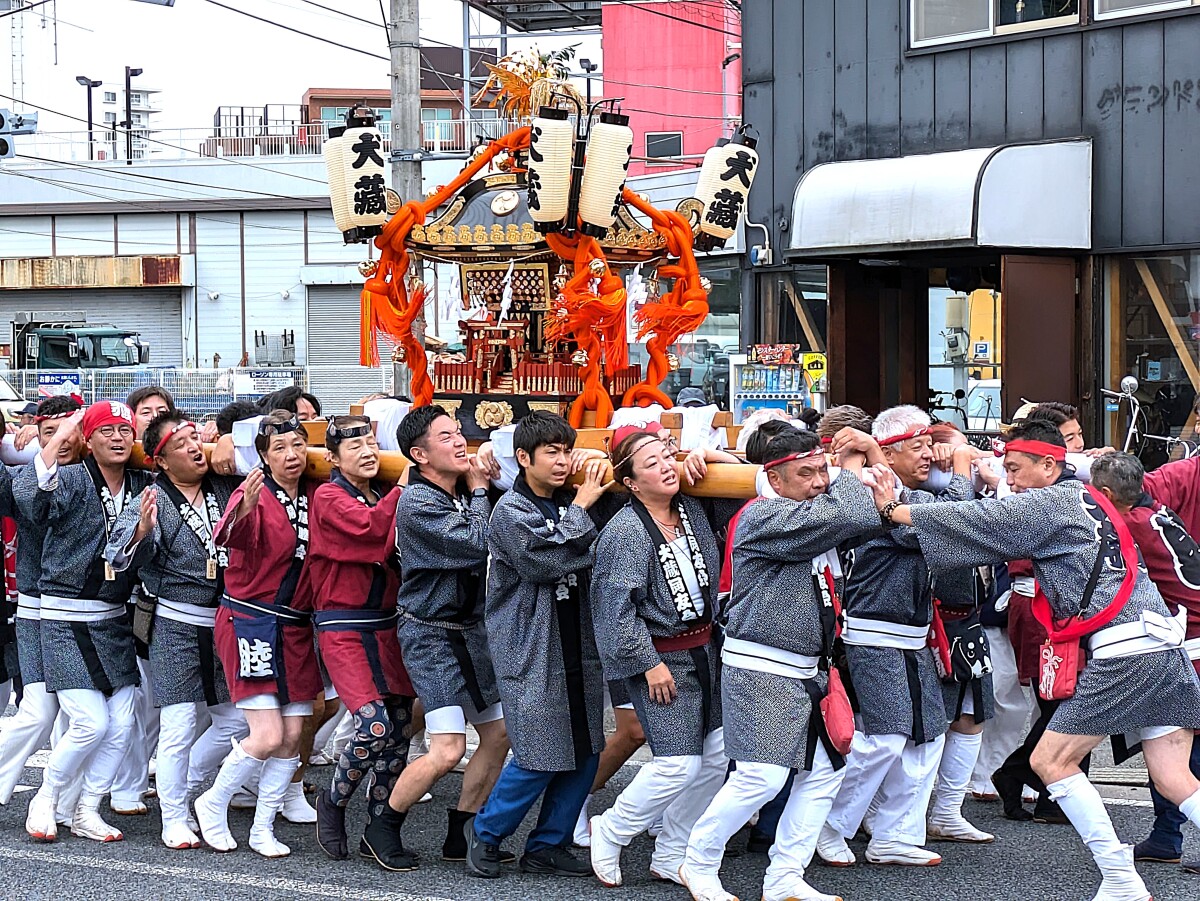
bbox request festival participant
[466,411,610,879]
[588,429,733,888]
[818,406,976,868]
[106,412,246,850]
[375,405,512,871]
[923,432,997,845]
[111,386,176,817]
[682,428,888,901]
[1090,453,1200,872]
[15,402,150,843]
[881,422,1200,900]
[257,386,321,421]
[125,387,175,440]
[194,412,324,857]
[0,396,84,810]
[306,416,413,866]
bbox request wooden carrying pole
[129,445,760,500]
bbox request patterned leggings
[329,696,413,817]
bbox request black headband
[325,420,372,444]
[260,414,304,440]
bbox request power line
[603,0,740,37]
[0,0,53,20]
[0,91,330,187]
[199,0,388,62]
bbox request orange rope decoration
[364,127,531,406]
[543,232,627,429]
[620,188,709,410]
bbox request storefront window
[1105,254,1200,467]
[1095,0,1193,20]
[626,254,744,409]
[927,286,1004,433]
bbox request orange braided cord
[360,129,532,404]
[619,188,708,409]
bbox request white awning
[788,139,1092,256]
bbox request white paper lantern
[694,127,759,244]
[578,112,633,238]
[323,126,353,233]
[527,107,575,232]
[341,112,389,238]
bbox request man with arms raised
[683,427,890,901]
[882,421,1200,901]
[17,402,153,842]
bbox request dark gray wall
[743,2,1200,256]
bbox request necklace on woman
[651,513,681,538]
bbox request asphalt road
[0,758,1196,901]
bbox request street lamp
[579,58,599,106]
[124,65,143,164]
[75,75,102,161]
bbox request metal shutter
[0,289,184,366]
[305,285,393,414]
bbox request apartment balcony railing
[13,118,520,163]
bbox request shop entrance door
[1000,256,1078,419]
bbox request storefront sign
[234,369,294,398]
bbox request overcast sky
[4,0,600,134]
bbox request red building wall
[601,1,741,177]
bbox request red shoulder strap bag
[1030,485,1139,701]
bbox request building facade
[601,1,741,176]
[743,0,1200,457]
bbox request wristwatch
[471,488,489,498]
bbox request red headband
[152,421,197,457]
[34,410,77,424]
[1004,439,1067,462]
[763,447,825,471]
[877,426,931,448]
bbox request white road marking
[0,847,458,901]
[1103,797,1154,809]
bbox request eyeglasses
[661,435,680,454]
[97,425,134,439]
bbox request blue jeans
[1144,732,1200,856]
[474,753,600,852]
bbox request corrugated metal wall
[744,1,1200,255]
[0,288,184,365]
[305,284,392,415]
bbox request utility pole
[388,0,422,202]
[388,0,425,363]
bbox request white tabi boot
[589,814,624,887]
[573,793,592,847]
[815,824,856,867]
[1048,773,1150,901]
[927,731,994,843]
[678,863,739,901]
[72,791,124,842]
[279,779,317,824]
[249,756,300,858]
[763,882,842,901]
[864,840,942,866]
[25,784,60,842]
[194,739,265,852]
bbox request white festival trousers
[688,743,845,893]
[971,625,1035,793]
[0,682,57,805]
[44,686,137,797]
[600,727,727,866]
[111,657,160,803]
[826,731,945,847]
[157,701,248,827]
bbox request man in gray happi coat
[886,419,1200,901]
[820,405,976,868]
[466,411,610,880]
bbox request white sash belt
[841,615,929,651]
[16,592,41,621]
[39,595,126,624]
[1089,608,1187,661]
[156,598,218,629]
[721,636,820,681]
